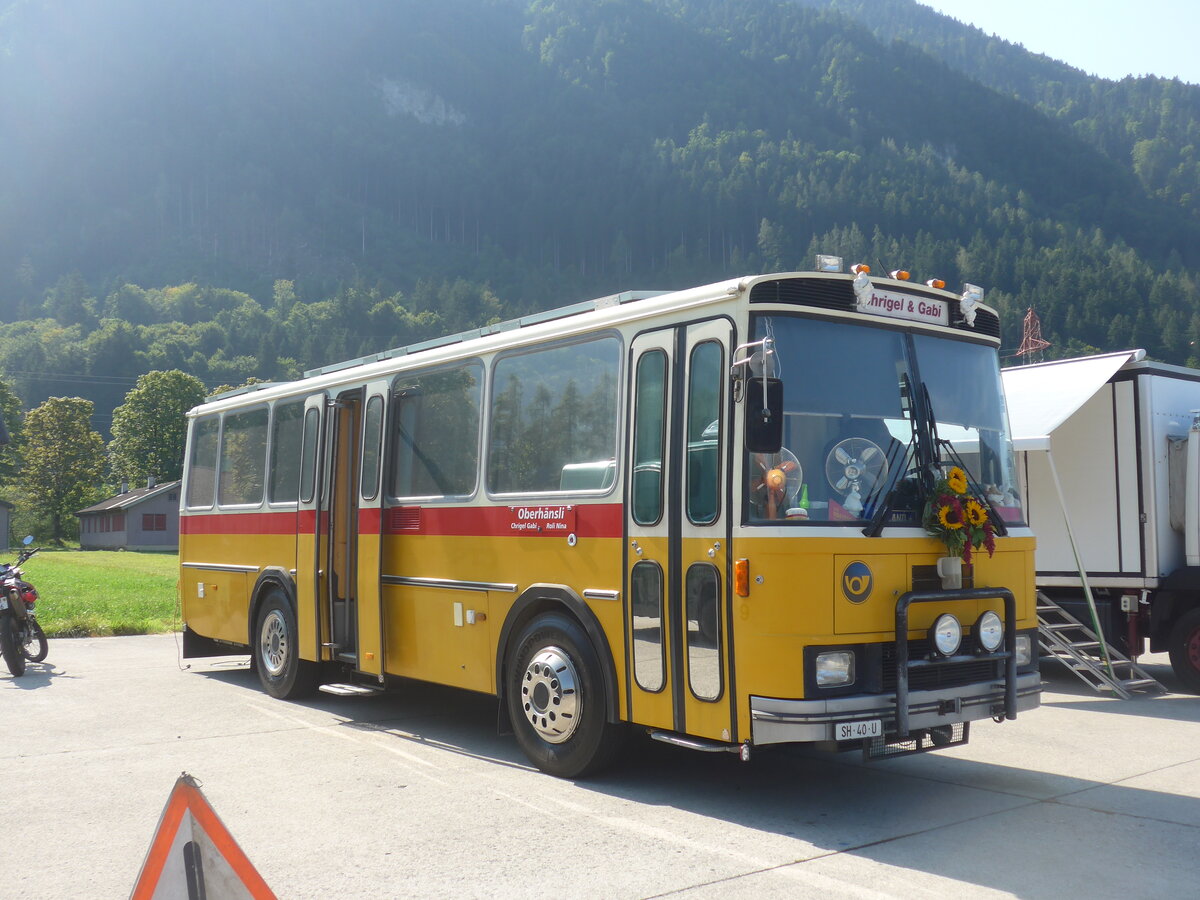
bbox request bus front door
[626,320,734,743]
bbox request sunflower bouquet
[923,466,995,563]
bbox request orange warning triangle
[130,773,276,900]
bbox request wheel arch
[247,567,299,650]
[496,584,620,724]
[1148,580,1200,649]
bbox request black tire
[0,614,26,677]
[254,590,318,699]
[23,618,47,663]
[506,612,625,778]
[1168,607,1200,694]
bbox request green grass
[14,549,180,637]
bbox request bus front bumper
[750,672,1042,746]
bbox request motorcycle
[0,536,46,677]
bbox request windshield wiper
[862,436,916,536]
[935,436,1009,537]
[921,383,1009,537]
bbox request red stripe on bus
[359,507,381,532]
[179,511,298,535]
[389,504,623,538]
[181,503,623,538]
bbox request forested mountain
[1,0,1199,432]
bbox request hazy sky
[924,1,1200,84]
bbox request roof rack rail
[302,289,666,378]
[206,381,283,402]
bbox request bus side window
[391,362,483,500]
[360,395,384,501]
[268,399,305,504]
[299,406,320,504]
[686,341,723,525]
[488,336,620,495]
[217,407,269,507]
[631,349,667,526]
[186,415,220,509]
[631,560,665,692]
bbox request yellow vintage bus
[179,260,1040,777]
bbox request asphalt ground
[1,634,1197,898]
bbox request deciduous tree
[21,397,106,544]
[109,370,208,485]
[0,377,24,485]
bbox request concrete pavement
[1,634,1197,898]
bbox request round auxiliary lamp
[751,448,802,519]
[825,437,889,517]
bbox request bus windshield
[747,314,1022,525]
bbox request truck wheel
[506,612,624,778]
[1167,607,1200,694]
[255,590,318,699]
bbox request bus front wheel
[255,590,318,700]
[506,612,623,778]
[1168,606,1200,694]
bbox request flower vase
[936,555,963,590]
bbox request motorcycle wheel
[0,614,26,677]
[23,618,47,663]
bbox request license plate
[836,719,882,740]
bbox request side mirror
[745,377,783,453]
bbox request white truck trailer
[1002,349,1200,692]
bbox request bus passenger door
[625,320,733,742]
[625,330,675,731]
[355,381,388,679]
[325,388,362,664]
[296,393,327,662]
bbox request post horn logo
[841,561,873,603]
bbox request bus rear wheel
[255,590,318,700]
[1168,607,1200,694]
[506,612,623,778]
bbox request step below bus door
[625,320,734,743]
[296,392,328,662]
[354,382,388,679]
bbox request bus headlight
[929,614,962,657]
[816,651,855,687]
[974,611,1003,653]
[1015,634,1033,667]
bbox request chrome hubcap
[261,610,288,677]
[520,646,579,744]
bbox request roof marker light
[889,269,911,281]
[926,278,946,289]
[850,263,870,274]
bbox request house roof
[76,480,181,516]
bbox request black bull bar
[894,587,1018,738]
